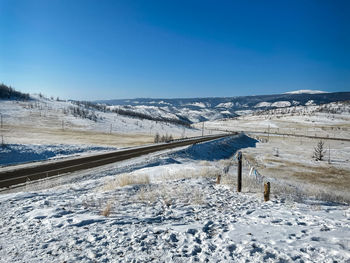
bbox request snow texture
[0,136,349,263]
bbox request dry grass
[160,167,220,182]
[221,172,263,193]
[136,181,206,207]
[199,160,211,166]
[238,133,350,203]
[101,202,112,217]
[218,159,235,167]
[3,124,153,147]
[102,173,150,191]
[259,157,350,192]
[137,185,158,204]
[191,188,205,205]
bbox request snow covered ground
[202,102,350,203]
[0,144,116,166]
[0,135,349,262]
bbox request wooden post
[216,174,221,184]
[264,182,270,201]
[237,152,242,192]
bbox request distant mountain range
[3,83,348,126]
[96,91,350,123]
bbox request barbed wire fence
[228,152,304,200]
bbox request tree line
[0,83,30,100]
[72,100,192,127]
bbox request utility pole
[0,113,3,129]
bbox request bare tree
[154,133,160,143]
[154,133,173,143]
[313,140,325,161]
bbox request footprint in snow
[310,236,323,242]
[263,251,276,260]
[191,245,202,256]
[187,228,198,235]
[271,219,283,224]
[227,244,237,257]
[169,233,178,243]
[250,243,263,256]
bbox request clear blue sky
[1,0,349,100]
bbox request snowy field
[203,102,350,203]
[0,97,202,147]
[0,135,349,262]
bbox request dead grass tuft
[136,182,206,207]
[102,173,150,191]
[101,202,112,217]
[170,167,219,180]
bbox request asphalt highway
[0,133,234,189]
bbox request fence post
[216,174,221,184]
[264,182,270,201]
[237,151,242,192]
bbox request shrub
[102,173,150,191]
[313,140,325,161]
[101,203,112,217]
[154,133,160,143]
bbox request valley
[1,90,349,262]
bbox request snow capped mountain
[284,89,328,94]
[97,91,350,123]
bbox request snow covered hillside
[97,91,350,122]
[204,101,350,139]
[0,135,349,262]
[0,95,201,150]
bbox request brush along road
[0,134,233,189]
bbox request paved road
[0,133,234,189]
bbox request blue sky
[0,0,349,100]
